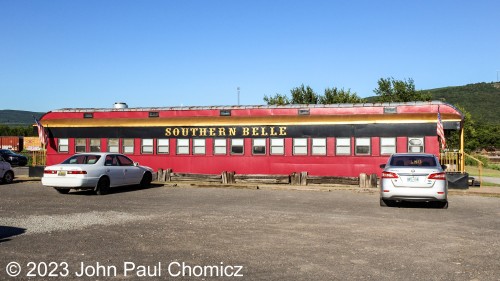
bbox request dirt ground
[1,181,499,280]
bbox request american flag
[33,117,47,146]
[437,107,446,150]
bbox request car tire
[140,172,152,188]
[437,201,448,209]
[95,177,110,195]
[380,198,396,207]
[54,188,70,194]
[3,171,14,184]
[380,198,388,207]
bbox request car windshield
[390,155,437,167]
[62,155,101,165]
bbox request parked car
[0,156,15,184]
[0,149,28,166]
[41,153,155,195]
[379,153,448,208]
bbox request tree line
[0,125,36,136]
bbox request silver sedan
[379,153,448,208]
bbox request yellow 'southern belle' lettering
[218,127,226,136]
[279,126,287,136]
[252,127,259,136]
[209,127,216,136]
[165,126,288,137]
[199,128,207,136]
[190,128,199,136]
[242,127,250,136]
[172,128,180,136]
[260,127,269,136]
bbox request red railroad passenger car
[39,101,463,177]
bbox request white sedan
[42,153,155,195]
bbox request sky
[1,0,499,112]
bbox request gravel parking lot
[1,181,499,280]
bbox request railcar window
[58,138,69,153]
[75,138,87,153]
[408,137,424,153]
[355,138,371,155]
[122,138,134,154]
[293,138,308,155]
[193,139,206,155]
[157,139,169,154]
[336,138,351,155]
[270,138,284,155]
[252,139,266,155]
[141,139,154,154]
[90,138,101,152]
[108,138,119,153]
[214,138,227,155]
[231,139,244,155]
[312,138,326,155]
[177,139,190,154]
[381,137,396,155]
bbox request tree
[290,84,319,104]
[320,87,363,104]
[447,105,477,152]
[264,84,364,105]
[263,93,290,105]
[374,77,431,102]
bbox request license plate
[57,171,66,176]
[407,176,419,183]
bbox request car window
[117,155,134,166]
[390,156,436,167]
[63,155,101,164]
[104,155,118,166]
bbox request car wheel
[436,201,448,209]
[140,172,152,188]
[54,188,70,194]
[380,198,388,207]
[3,171,14,184]
[95,177,110,195]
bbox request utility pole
[237,87,240,105]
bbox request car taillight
[67,171,87,175]
[428,172,446,180]
[381,171,399,179]
[44,170,57,174]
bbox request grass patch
[466,165,500,178]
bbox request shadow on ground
[0,226,26,243]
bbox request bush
[488,164,500,171]
[465,154,489,166]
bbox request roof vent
[113,102,128,109]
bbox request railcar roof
[51,101,456,112]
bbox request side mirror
[379,164,386,169]
[134,162,139,167]
[441,164,447,170]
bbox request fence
[440,151,462,172]
[29,150,46,166]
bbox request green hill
[422,82,500,124]
[0,110,44,126]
